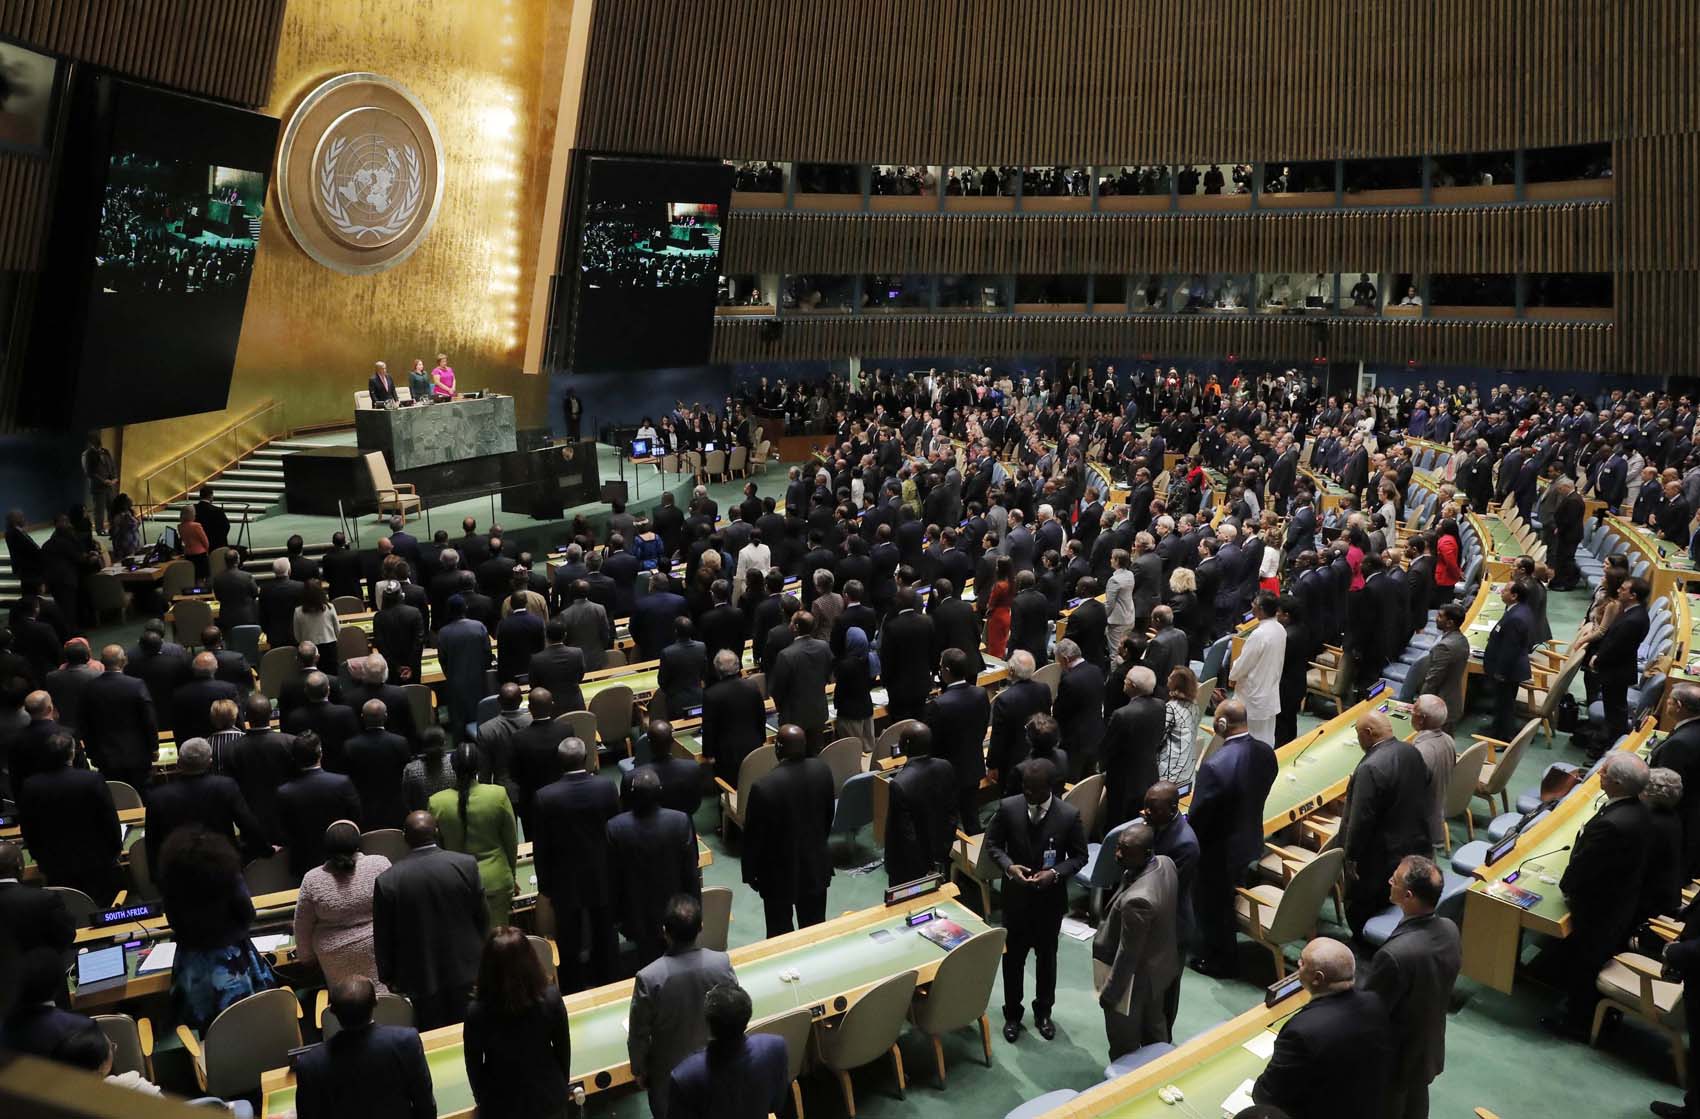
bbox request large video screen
[561,155,733,373]
[24,76,278,429]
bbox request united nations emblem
[276,73,444,274]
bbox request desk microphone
[1285,733,1321,781]
[1504,843,1571,883]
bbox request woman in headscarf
[833,625,879,750]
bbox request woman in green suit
[430,745,519,930]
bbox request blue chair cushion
[1488,811,1524,840]
[1361,905,1404,945]
[1007,1090,1081,1119]
[1450,840,1490,878]
[1104,1042,1177,1081]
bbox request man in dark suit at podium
[368,361,399,405]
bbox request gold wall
[119,0,573,493]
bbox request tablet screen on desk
[76,945,125,986]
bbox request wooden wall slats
[0,152,49,271]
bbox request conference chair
[332,595,365,617]
[1234,847,1345,979]
[830,771,879,847]
[704,449,728,483]
[527,935,559,986]
[94,1014,155,1081]
[1518,646,1587,746]
[177,988,303,1099]
[107,780,143,811]
[258,646,300,700]
[242,850,295,897]
[45,886,101,926]
[1060,772,1104,843]
[729,445,749,478]
[950,825,1005,915]
[364,452,421,524]
[1032,661,1062,703]
[716,743,778,836]
[562,710,600,754]
[752,440,771,475]
[873,718,923,764]
[1591,952,1689,1087]
[751,1007,814,1119]
[354,391,373,410]
[228,624,262,666]
[909,927,1004,1086]
[87,572,132,624]
[813,968,918,1116]
[172,599,215,650]
[820,736,866,796]
[603,647,628,669]
[589,684,636,759]
[359,828,409,864]
[319,992,414,1041]
[335,625,370,668]
[1196,635,1231,690]
[159,560,197,602]
[401,683,435,736]
[1305,645,1352,716]
[699,885,733,951]
[125,836,158,902]
[1473,718,1539,819]
[1442,742,1491,848]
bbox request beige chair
[562,710,599,749]
[752,1007,814,1119]
[1032,661,1063,702]
[1443,741,1491,848]
[243,850,296,897]
[590,684,636,758]
[1305,645,1352,715]
[1473,718,1539,819]
[1517,648,1586,746]
[716,743,778,836]
[319,992,413,1041]
[604,647,628,669]
[94,1013,155,1080]
[1254,833,1345,927]
[158,560,197,602]
[752,440,772,474]
[400,683,435,736]
[332,595,366,616]
[355,390,373,410]
[1235,847,1345,978]
[874,719,924,764]
[813,969,918,1116]
[660,453,680,476]
[45,886,101,924]
[700,885,734,951]
[360,828,409,863]
[107,780,143,811]
[705,449,728,483]
[364,452,421,523]
[729,445,749,478]
[259,646,301,700]
[1061,773,1104,842]
[909,928,1005,1085]
[528,935,559,986]
[1591,952,1688,1086]
[820,736,866,796]
[172,598,215,648]
[177,988,303,1099]
[87,573,132,624]
[335,625,370,668]
[950,827,1004,914]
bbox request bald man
[1093,823,1180,1057]
[1252,937,1391,1118]
[1406,695,1456,849]
[168,650,239,745]
[1188,699,1278,977]
[1342,708,1432,937]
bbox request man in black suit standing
[259,558,306,653]
[344,700,412,832]
[985,759,1088,1044]
[623,719,703,820]
[344,653,419,745]
[1342,708,1434,938]
[295,976,436,1119]
[1252,937,1392,1117]
[769,612,833,754]
[80,644,158,791]
[533,736,619,991]
[211,548,260,633]
[1053,639,1106,782]
[508,688,568,833]
[928,578,985,677]
[320,531,366,603]
[1188,699,1279,977]
[924,648,991,834]
[276,733,363,880]
[607,769,700,969]
[1064,577,1109,672]
[631,572,689,662]
[283,672,361,772]
[701,650,766,788]
[17,733,122,903]
[372,583,427,686]
[1588,576,1652,748]
[42,643,98,738]
[1547,477,1587,590]
[1361,856,1462,1119]
[1482,579,1536,742]
[1007,570,1052,665]
[879,588,938,723]
[884,722,958,886]
[1652,681,1700,877]
[143,737,268,876]
[742,724,835,936]
[170,652,239,746]
[125,626,190,716]
[527,619,586,712]
[367,361,399,404]
[986,650,1052,796]
[223,694,296,846]
[1551,752,1654,1038]
[1653,889,1700,1118]
[1100,665,1164,833]
[0,841,76,962]
[373,811,488,1028]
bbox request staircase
[141,438,341,529]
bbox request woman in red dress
[983,555,1015,659]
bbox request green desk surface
[1261,707,1413,830]
[1089,1019,1291,1118]
[1464,585,1506,653]
[1479,516,1520,558]
[583,670,660,701]
[265,898,987,1117]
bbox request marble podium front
[355,395,517,471]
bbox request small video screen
[94,152,264,294]
[579,200,723,290]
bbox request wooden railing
[139,399,290,515]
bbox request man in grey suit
[558,580,614,671]
[1359,855,1462,1119]
[1092,823,1180,1058]
[1406,695,1456,849]
[628,893,738,1119]
[768,611,833,753]
[1418,603,1470,730]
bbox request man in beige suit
[1407,694,1457,849]
[1419,603,1471,730]
[1092,822,1180,1058]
